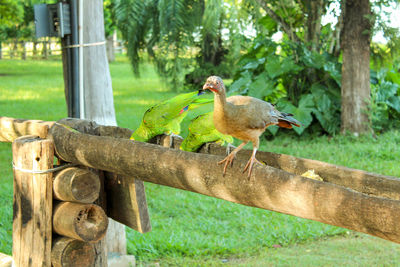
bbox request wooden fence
[1,116,400,266]
[0,39,125,60]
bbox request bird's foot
[225,143,236,156]
[218,152,236,176]
[167,133,183,148]
[243,156,262,178]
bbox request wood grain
[12,136,53,267]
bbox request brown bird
[202,76,301,177]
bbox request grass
[1,57,400,265]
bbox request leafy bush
[229,37,342,135]
[370,67,400,132]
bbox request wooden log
[197,141,400,200]
[53,167,100,203]
[0,117,54,142]
[12,136,53,267]
[4,116,399,201]
[57,118,151,234]
[158,134,400,201]
[49,123,400,244]
[51,236,95,267]
[53,202,108,242]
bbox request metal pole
[70,0,80,118]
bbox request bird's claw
[167,133,183,148]
[218,153,236,176]
[243,156,262,178]
[225,143,236,156]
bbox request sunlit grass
[0,57,399,264]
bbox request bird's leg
[225,143,236,156]
[218,141,248,175]
[167,133,183,148]
[243,140,262,178]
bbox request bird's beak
[203,83,218,93]
[203,83,211,90]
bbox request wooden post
[53,167,100,203]
[12,136,54,267]
[51,237,95,267]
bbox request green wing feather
[180,111,234,152]
[131,91,213,142]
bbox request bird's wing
[226,96,279,129]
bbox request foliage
[371,0,400,68]
[104,0,117,38]
[230,37,342,135]
[0,0,43,43]
[370,65,400,132]
[114,0,250,91]
[0,0,23,27]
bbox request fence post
[12,136,54,267]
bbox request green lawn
[1,57,399,265]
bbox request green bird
[180,111,234,152]
[130,91,212,142]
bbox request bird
[202,76,301,178]
[180,111,234,152]
[130,91,213,143]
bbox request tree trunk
[81,0,126,261]
[33,40,38,58]
[11,39,18,58]
[106,32,115,62]
[340,0,372,135]
[42,39,48,59]
[21,41,26,60]
[304,0,324,51]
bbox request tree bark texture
[304,0,324,51]
[340,0,372,134]
[49,123,400,244]
[12,136,54,267]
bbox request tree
[0,0,23,26]
[340,0,372,134]
[104,0,117,62]
[114,0,245,91]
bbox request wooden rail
[2,116,400,245]
[48,119,400,244]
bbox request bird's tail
[277,113,301,129]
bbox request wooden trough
[1,116,400,266]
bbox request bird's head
[202,76,225,94]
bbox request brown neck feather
[213,88,227,111]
